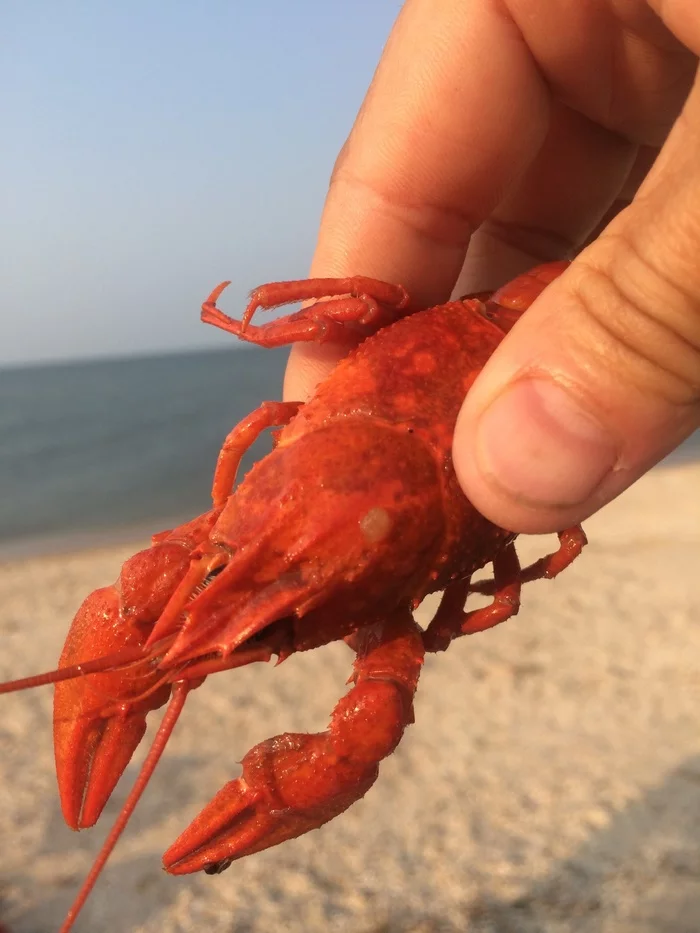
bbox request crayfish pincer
[1,261,586,931]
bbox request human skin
[283,0,700,534]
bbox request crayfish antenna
[58,681,191,933]
[0,645,154,695]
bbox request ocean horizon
[1,345,698,559]
[0,345,287,557]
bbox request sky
[1,2,401,366]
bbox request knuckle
[570,238,700,407]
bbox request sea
[0,347,698,558]
[0,347,288,557]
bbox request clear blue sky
[1,2,400,365]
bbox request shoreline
[0,516,191,564]
[1,448,697,564]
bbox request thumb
[454,78,700,535]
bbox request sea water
[0,346,287,553]
[0,346,697,556]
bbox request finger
[454,70,700,534]
[311,0,548,297]
[285,0,552,401]
[290,102,646,410]
[285,0,691,402]
[451,102,639,298]
[578,145,660,249]
[285,0,695,403]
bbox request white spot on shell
[360,507,392,544]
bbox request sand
[1,462,699,933]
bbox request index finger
[284,0,549,398]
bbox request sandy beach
[1,461,698,933]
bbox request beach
[1,461,698,933]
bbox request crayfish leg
[468,525,588,596]
[518,525,588,584]
[161,609,425,875]
[240,275,409,322]
[211,400,302,508]
[201,276,410,348]
[423,542,523,652]
[423,524,587,652]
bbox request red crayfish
[1,261,586,931]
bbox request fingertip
[283,343,350,402]
[452,378,620,534]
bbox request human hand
[284,0,700,533]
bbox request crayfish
[1,261,586,931]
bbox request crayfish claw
[163,731,373,874]
[53,585,174,829]
[165,613,424,876]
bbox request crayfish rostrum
[1,261,586,931]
